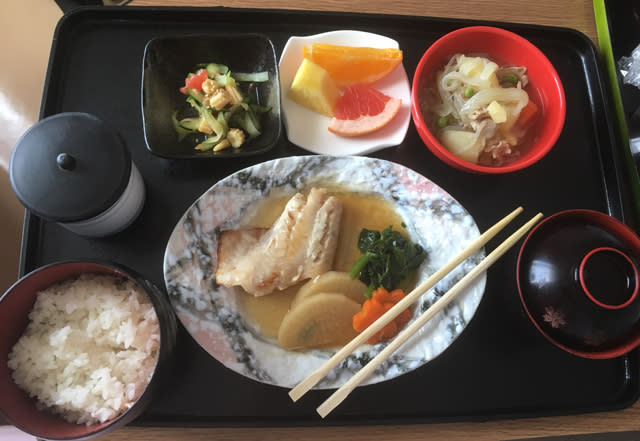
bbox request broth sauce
[236,190,405,339]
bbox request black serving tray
[20,6,640,426]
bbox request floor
[0,1,63,291]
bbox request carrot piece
[352,310,369,332]
[352,299,385,332]
[371,320,398,344]
[371,287,393,303]
[365,298,385,316]
[515,100,538,129]
[388,289,406,303]
[352,287,413,344]
[395,309,413,328]
[366,327,382,344]
[352,311,366,332]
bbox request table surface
[53,0,640,439]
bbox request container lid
[517,209,640,359]
[10,113,131,222]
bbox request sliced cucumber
[243,111,261,138]
[195,112,230,151]
[234,71,269,82]
[205,63,229,77]
[195,132,225,151]
[186,96,226,137]
[172,111,194,141]
[186,88,205,105]
[214,72,235,87]
[178,117,201,131]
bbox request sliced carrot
[515,99,539,130]
[395,309,413,328]
[364,298,385,316]
[353,299,385,332]
[371,320,398,344]
[352,310,369,332]
[352,312,365,331]
[352,287,413,344]
[371,287,393,303]
[388,289,406,303]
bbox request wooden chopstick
[288,206,524,403]
[316,212,543,418]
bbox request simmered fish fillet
[216,188,343,296]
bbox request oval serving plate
[163,156,485,389]
[279,30,411,156]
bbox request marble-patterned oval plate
[163,155,486,389]
[279,30,411,155]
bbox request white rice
[7,273,160,425]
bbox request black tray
[21,6,640,426]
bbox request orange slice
[302,44,403,87]
[328,83,401,137]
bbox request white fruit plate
[278,30,411,156]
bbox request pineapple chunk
[287,59,340,117]
[440,129,482,164]
[487,100,507,123]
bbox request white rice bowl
[7,273,160,425]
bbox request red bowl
[411,26,566,174]
[517,210,640,359]
[0,261,177,440]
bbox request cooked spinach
[348,226,427,298]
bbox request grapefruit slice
[328,83,401,137]
[302,44,403,86]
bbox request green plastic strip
[593,0,640,225]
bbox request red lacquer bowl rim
[411,25,566,175]
[516,209,640,359]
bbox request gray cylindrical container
[10,112,145,237]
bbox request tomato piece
[184,69,208,91]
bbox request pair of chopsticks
[289,206,543,418]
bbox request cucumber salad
[174,63,270,152]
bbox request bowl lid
[9,113,131,222]
[517,209,640,358]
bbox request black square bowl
[141,33,281,159]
